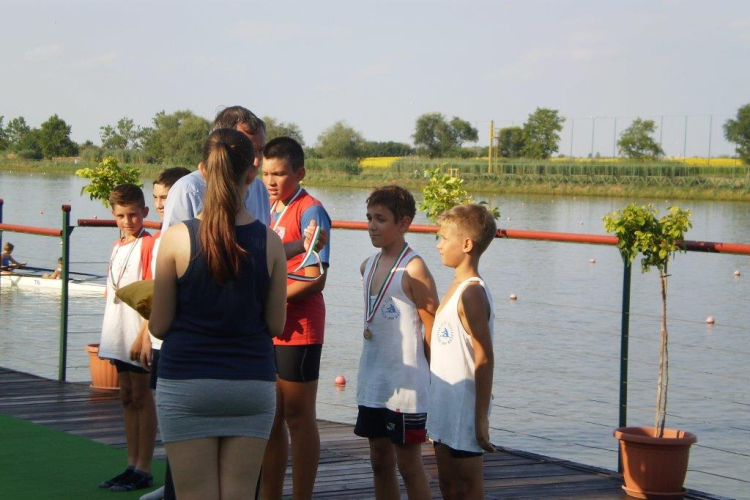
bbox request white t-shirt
[356,249,430,414]
[427,277,495,453]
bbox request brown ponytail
[199,128,256,284]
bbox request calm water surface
[1,172,748,499]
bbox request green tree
[6,117,31,151]
[141,110,210,165]
[76,157,142,207]
[603,204,692,437]
[15,129,44,159]
[38,114,79,158]
[618,118,664,160]
[412,113,478,158]
[262,116,305,146]
[361,141,415,157]
[522,108,565,159]
[0,116,8,150]
[100,117,142,150]
[316,121,365,158]
[419,167,500,223]
[723,103,750,164]
[498,126,525,158]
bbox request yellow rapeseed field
[359,157,400,168]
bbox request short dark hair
[438,204,497,255]
[366,185,416,222]
[212,106,265,135]
[109,184,146,209]
[154,167,191,188]
[263,137,305,172]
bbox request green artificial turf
[0,413,165,500]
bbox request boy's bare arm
[283,221,328,260]
[405,257,440,358]
[130,321,153,369]
[459,284,497,453]
[149,225,182,339]
[286,265,328,302]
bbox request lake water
[1,172,748,499]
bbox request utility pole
[590,116,596,158]
[612,117,618,158]
[683,116,688,158]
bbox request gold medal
[364,328,372,340]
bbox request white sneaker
[140,485,165,500]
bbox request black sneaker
[98,468,134,489]
[110,470,153,492]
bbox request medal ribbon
[364,243,410,323]
[271,187,326,283]
[109,227,145,292]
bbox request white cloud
[24,45,62,60]
[359,62,393,78]
[487,44,622,81]
[69,51,119,68]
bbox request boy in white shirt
[356,185,439,500]
[428,204,498,500]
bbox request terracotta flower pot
[85,343,120,390]
[614,426,697,500]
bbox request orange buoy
[334,375,346,386]
[734,270,741,276]
[509,294,517,301]
[706,316,715,325]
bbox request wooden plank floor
[0,367,726,500]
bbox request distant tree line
[2,103,749,165]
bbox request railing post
[618,258,632,472]
[59,205,72,382]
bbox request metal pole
[683,115,688,158]
[618,259,632,473]
[612,117,618,158]
[707,115,713,162]
[488,120,494,174]
[590,117,596,158]
[570,118,575,157]
[59,204,72,382]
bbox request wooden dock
[0,367,726,500]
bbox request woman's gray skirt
[156,378,276,443]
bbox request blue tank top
[158,218,276,381]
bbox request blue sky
[2,0,749,157]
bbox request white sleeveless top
[356,249,430,414]
[427,277,495,453]
[98,236,151,367]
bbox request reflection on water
[1,173,749,499]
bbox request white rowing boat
[1,273,105,294]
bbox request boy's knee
[369,446,396,474]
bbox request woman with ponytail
[150,128,287,500]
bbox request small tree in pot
[604,203,696,499]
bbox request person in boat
[97,184,157,493]
[355,185,439,500]
[261,137,332,500]
[42,257,63,279]
[150,128,287,500]
[1,242,27,271]
[428,204,498,500]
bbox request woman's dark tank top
[158,218,276,381]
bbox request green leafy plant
[419,166,500,223]
[603,204,692,438]
[76,156,142,207]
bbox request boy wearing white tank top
[355,186,439,500]
[428,204,498,500]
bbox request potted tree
[604,203,696,500]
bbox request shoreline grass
[2,158,749,202]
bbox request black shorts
[354,406,427,445]
[111,359,149,375]
[274,344,322,383]
[434,441,483,459]
[149,348,160,390]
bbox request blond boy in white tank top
[428,204,499,500]
[355,186,439,500]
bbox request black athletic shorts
[434,441,483,458]
[354,406,427,445]
[274,344,322,383]
[111,359,149,375]
[149,348,160,390]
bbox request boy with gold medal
[355,185,439,500]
